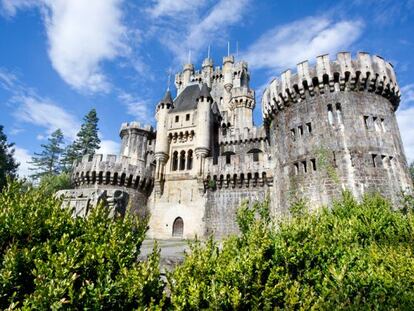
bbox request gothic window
[179,150,186,170]
[336,103,343,124]
[187,150,193,170]
[172,217,184,237]
[327,104,334,126]
[172,151,178,171]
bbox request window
[381,118,386,132]
[298,125,303,136]
[327,104,334,126]
[306,122,312,133]
[186,114,190,121]
[179,151,186,170]
[363,116,369,129]
[373,117,380,132]
[291,128,296,140]
[310,159,316,171]
[253,152,259,162]
[336,103,342,124]
[372,154,377,168]
[172,151,178,171]
[172,217,184,237]
[294,162,299,175]
[187,150,193,170]
[226,153,231,164]
[302,161,307,173]
[175,115,179,122]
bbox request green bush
[38,172,72,196]
[167,192,414,310]
[0,181,164,310]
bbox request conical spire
[161,89,173,105]
[199,83,212,101]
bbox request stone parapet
[262,52,400,122]
[219,126,267,145]
[119,121,154,136]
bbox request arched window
[172,217,184,237]
[172,151,178,171]
[179,151,186,170]
[187,149,193,170]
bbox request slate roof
[171,84,200,112]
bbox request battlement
[71,154,154,191]
[262,52,400,122]
[120,122,154,134]
[219,126,267,145]
[204,153,273,189]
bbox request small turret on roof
[160,89,173,105]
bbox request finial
[227,41,230,57]
[166,68,172,91]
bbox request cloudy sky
[0,0,413,176]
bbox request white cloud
[397,106,414,162]
[14,146,32,178]
[243,17,364,72]
[99,139,120,155]
[118,92,153,124]
[146,0,207,18]
[155,0,249,63]
[2,0,128,93]
[13,95,80,140]
[401,84,414,108]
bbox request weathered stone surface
[58,52,413,240]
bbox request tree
[61,109,101,172]
[29,129,64,180]
[38,172,72,196]
[0,125,19,191]
[0,181,164,309]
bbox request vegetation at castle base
[0,125,19,192]
[0,181,164,310]
[167,193,414,310]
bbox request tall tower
[154,90,173,191]
[195,83,213,176]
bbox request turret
[223,55,234,92]
[154,90,173,181]
[119,122,154,165]
[195,83,213,175]
[202,58,214,87]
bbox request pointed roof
[199,83,212,100]
[170,84,200,112]
[161,89,173,105]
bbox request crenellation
[59,50,412,240]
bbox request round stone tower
[262,52,412,213]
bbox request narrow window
[172,151,178,171]
[373,116,380,132]
[294,162,299,175]
[253,152,259,162]
[298,125,304,136]
[175,115,179,123]
[226,153,231,164]
[372,154,377,168]
[186,114,190,121]
[381,118,386,132]
[336,103,343,124]
[381,155,388,168]
[302,161,307,173]
[187,150,193,170]
[179,151,186,170]
[327,104,334,126]
[363,116,369,129]
[291,128,296,141]
[306,122,312,134]
[310,159,316,171]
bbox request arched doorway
[172,217,184,237]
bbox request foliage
[0,181,164,310]
[38,172,72,196]
[168,192,414,310]
[29,129,65,180]
[61,109,101,173]
[0,125,19,191]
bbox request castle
[58,51,413,239]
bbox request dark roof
[199,83,212,100]
[171,84,200,112]
[161,89,173,105]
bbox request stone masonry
[58,52,413,240]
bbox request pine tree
[75,108,101,156]
[61,109,101,172]
[29,129,64,180]
[0,125,19,190]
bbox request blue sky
[0,0,413,177]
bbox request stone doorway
[172,217,184,237]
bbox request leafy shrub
[38,172,72,196]
[0,181,164,310]
[167,192,414,310]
